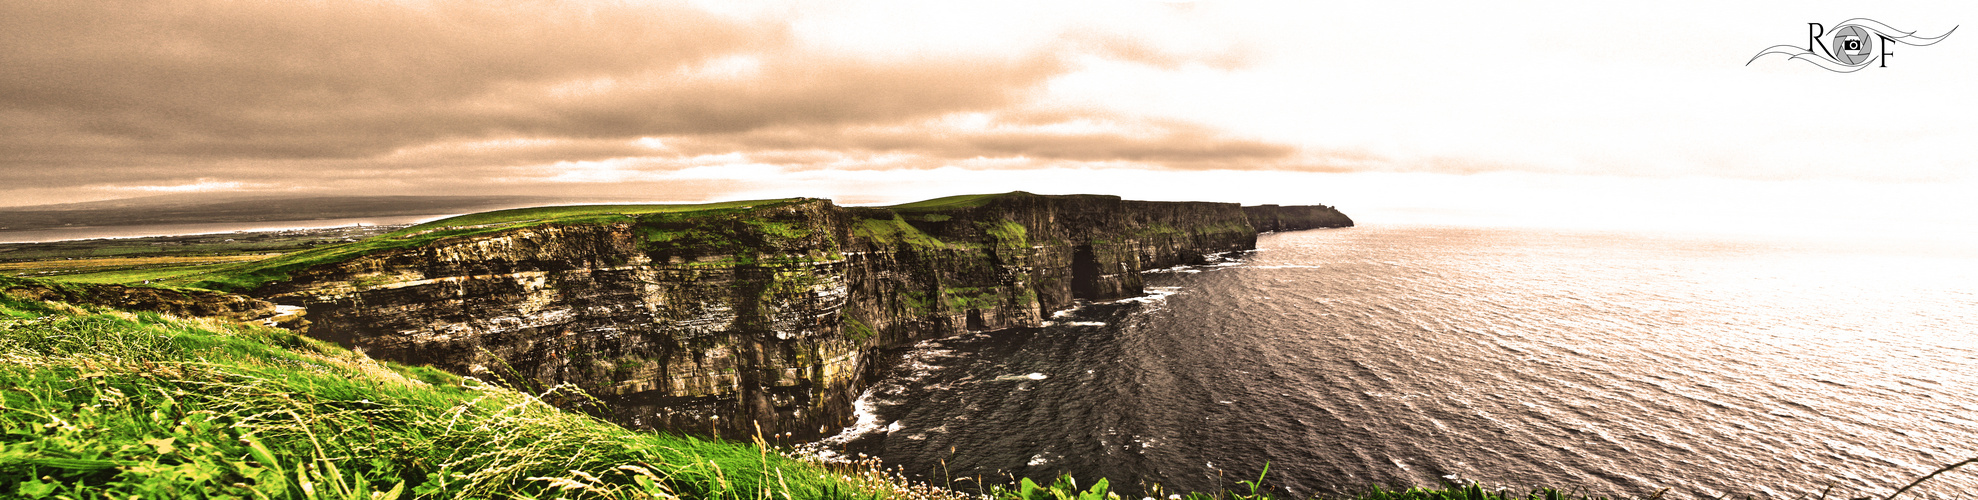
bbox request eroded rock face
[256,194,1351,437]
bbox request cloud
[117,179,266,193]
[0,0,1322,204]
[4,110,1330,198]
[1063,31,1256,71]
[0,1,1061,161]
[2,2,749,152]
[658,114,1292,165]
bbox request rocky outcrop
[1244,204,1355,232]
[252,193,1350,437]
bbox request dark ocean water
[807,226,1978,499]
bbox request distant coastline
[0,216,442,244]
[0,194,582,243]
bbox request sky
[2,0,1974,244]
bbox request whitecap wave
[798,388,890,462]
[1112,286,1182,304]
[994,372,1049,381]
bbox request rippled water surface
[815,226,1978,499]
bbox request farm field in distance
[0,224,407,282]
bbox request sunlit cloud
[114,180,266,193]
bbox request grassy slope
[3,257,276,283]
[0,292,891,499]
[33,194,1046,291]
[882,193,1023,212]
[390,199,797,235]
[0,195,558,232]
[90,199,807,293]
[0,225,402,264]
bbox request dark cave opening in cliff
[1071,244,1102,300]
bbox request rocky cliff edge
[249,192,1351,437]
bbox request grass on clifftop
[390,199,803,237]
[89,199,806,293]
[884,193,1025,212]
[0,292,890,499]
[29,193,1057,291]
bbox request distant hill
[0,195,568,232]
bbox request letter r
[1809,23,1828,56]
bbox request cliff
[248,192,1350,437]
[1244,204,1356,232]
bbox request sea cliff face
[254,193,1350,437]
[1244,204,1356,233]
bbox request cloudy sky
[3,0,1973,242]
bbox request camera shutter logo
[1748,19,1956,73]
[1828,25,1873,65]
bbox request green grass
[4,226,405,284]
[979,220,1029,249]
[897,291,933,316]
[0,225,400,264]
[939,287,1002,311]
[0,293,886,499]
[884,193,1025,212]
[746,220,812,240]
[24,262,246,285]
[851,216,958,250]
[26,194,1050,291]
[391,200,800,236]
[111,199,806,293]
[843,318,876,343]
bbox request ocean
[809,225,1978,499]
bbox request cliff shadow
[1070,244,1102,300]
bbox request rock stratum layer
[253,193,1352,437]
